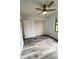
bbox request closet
[23,20,44,38]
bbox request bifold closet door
[23,20,44,38]
[23,20,33,38]
[34,20,44,36]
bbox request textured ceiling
[20,0,58,17]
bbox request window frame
[54,17,58,32]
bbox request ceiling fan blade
[47,9,56,11]
[48,1,54,7]
[36,8,42,11]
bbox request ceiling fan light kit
[42,11,47,15]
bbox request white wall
[22,16,58,39]
[20,22,24,51]
[44,15,58,39]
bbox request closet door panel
[34,20,44,36]
[23,20,32,38]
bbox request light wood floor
[21,36,58,59]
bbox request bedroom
[20,0,58,59]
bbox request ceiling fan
[36,1,56,15]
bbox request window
[55,17,58,32]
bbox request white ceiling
[20,0,58,18]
